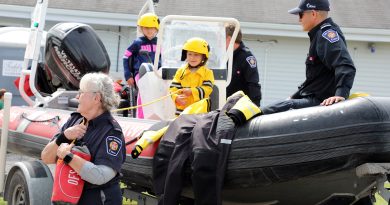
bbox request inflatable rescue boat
[2,96,390,204]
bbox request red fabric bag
[51,145,91,204]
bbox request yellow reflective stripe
[238,96,260,120]
[135,146,143,153]
[246,102,260,120]
[226,91,266,120]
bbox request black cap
[288,0,330,14]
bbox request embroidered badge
[246,56,257,68]
[106,136,122,156]
[322,29,340,43]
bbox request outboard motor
[45,23,110,90]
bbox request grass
[0,196,134,205]
[1,192,388,205]
[123,198,137,205]
[0,183,138,205]
[121,183,138,205]
[1,195,135,205]
[372,181,390,205]
[4,182,388,205]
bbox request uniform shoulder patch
[246,56,257,68]
[106,136,123,156]
[322,29,340,43]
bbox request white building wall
[95,26,138,81]
[348,41,390,97]
[246,36,308,106]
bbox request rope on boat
[21,113,60,124]
[111,90,180,112]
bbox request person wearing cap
[260,0,356,114]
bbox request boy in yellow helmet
[169,37,215,116]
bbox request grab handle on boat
[0,92,12,194]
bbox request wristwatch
[63,152,74,164]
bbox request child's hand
[176,95,187,106]
[127,77,135,87]
[181,88,192,97]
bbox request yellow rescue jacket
[169,64,214,115]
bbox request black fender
[4,160,53,205]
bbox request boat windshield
[160,20,226,70]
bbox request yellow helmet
[137,13,159,29]
[228,95,261,125]
[181,37,210,61]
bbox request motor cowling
[45,23,110,90]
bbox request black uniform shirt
[80,111,125,174]
[292,18,356,101]
[226,42,262,106]
[55,112,126,205]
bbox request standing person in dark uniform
[41,73,126,205]
[260,0,356,114]
[226,24,262,106]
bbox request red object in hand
[51,146,91,204]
